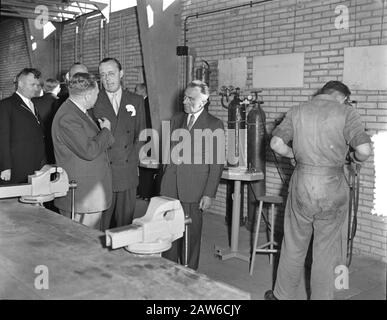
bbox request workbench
[0,199,250,300]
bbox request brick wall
[60,7,143,91]
[0,19,31,99]
[181,0,387,262]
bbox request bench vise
[0,165,69,204]
[105,196,188,255]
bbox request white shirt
[186,107,204,128]
[106,87,122,114]
[16,91,35,114]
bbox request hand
[290,158,296,167]
[199,196,212,211]
[98,117,111,131]
[0,169,11,181]
[349,151,362,165]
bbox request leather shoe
[264,290,278,300]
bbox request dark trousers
[102,187,136,230]
[162,202,203,270]
[137,167,158,199]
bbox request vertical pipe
[57,23,63,78]
[99,18,104,61]
[75,25,79,62]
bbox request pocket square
[126,104,136,116]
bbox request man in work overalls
[266,81,372,300]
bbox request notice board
[218,57,247,89]
[253,53,304,88]
[343,45,387,91]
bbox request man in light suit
[0,68,46,184]
[93,58,146,230]
[160,80,225,270]
[52,73,114,230]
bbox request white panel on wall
[343,45,387,91]
[218,57,247,89]
[253,53,304,88]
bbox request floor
[196,211,387,300]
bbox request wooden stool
[249,195,283,275]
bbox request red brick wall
[181,0,387,262]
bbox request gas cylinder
[246,98,266,232]
[221,88,246,168]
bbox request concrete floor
[197,211,387,300]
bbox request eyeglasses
[344,96,357,106]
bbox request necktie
[112,93,119,115]
[187,113,195,131]
[28,100,35,115]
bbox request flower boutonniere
[125,104,136,116]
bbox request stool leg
[250,200,263,275]
[269,203,275,265]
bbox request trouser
[101,187,136,230]
[162,202,203,270]
[59,209,103,231]
[137,167,158,199]
[274,164,348,300]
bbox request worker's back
[292,94,356,167]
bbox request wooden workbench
[0,199,250,300]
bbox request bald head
[69,63,88,79]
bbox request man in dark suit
[0,68,46,184]
[160,80,225,270]
[32,78,61,164]
[93,58,146,230]
[52,73,114,230]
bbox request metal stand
[183,214,192,267]
[69,180,77,221]
[214,169,264,263]
[214,180,250,262]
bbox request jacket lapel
[13,93,41,124]
[190,109,208,130]
[100,90,118,130]
[68,100,99,132]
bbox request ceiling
[0,0,109,23]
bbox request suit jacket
[51,99,115,213]
[160,109,225,203]
[0,93,46,184]
[32,93,60,164]
[92,89,146,192]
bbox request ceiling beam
[61,9,101,25]
[0,12,63,22]
[2,7,74,20]
[1,1,83,16]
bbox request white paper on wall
[252,53,304,88]
[218,57,247,89]
[343,45,387,91]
